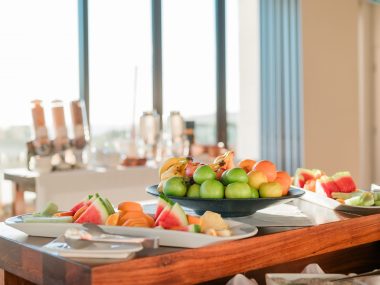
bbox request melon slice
[103,198,115,215]
[70,193,98,213]
[156,203,188,229]
[293,168,322,188]
[200,211,229,233]
[169,224,201,233]
[332,172,356,193]
[154,204,172,226]
[74,197,109,225]
[154,194,174,220]
[315,176,338,198]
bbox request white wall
[302,0,362,185]
[236,0,260,161]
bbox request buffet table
[1,199,380,285]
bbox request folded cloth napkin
[229,203,315,227]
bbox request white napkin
[230,203,315,227]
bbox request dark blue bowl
[146,185,305,217]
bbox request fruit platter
[147,152,305,217]
[5,193,258,248]
[293,168,380,215]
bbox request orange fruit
[123,217,149,227]
[118,201,143,212]
[274,171,292,195]
[105,212,120,226]
[187,215,201,225]
[238,159,256,173]
[143,214,155,227]
[73,205,88,221]
[118,211,145,225]
[252,160,277,182]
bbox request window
[162,0,217,145]
[0,0,79,203]
[88,0,153,148]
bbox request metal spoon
[64,226,159,249]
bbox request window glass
[162,0,216,145]
[0,0,79,203]
[88,0,153,147]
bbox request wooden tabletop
[1,200,380,285]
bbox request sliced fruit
[155,203,188,229]
[22,216,73,223]
[123,217,149,227]
[143,214,155,227]
[331,191,362,200]
[75,197,110,225]
[118,201,143,212]
[293,168,317,188]
[70,194,97,213]
[105,212,120,226]
[73,205,89,221]
[53,211,74,217]
[304,179,316,192]
[104,198,115,215]
[345,192,374,206]
[216,229,232,237]
[40,202,59,217]
[154,204,172,226]
[169,224,201,233]
[332,171,357,193]
[119,211,145,225]
[315,176,338,198]
[187,215,201,225]
[154,194,174,220]
[200,211,229,233]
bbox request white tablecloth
[35,167,158,211]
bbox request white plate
[265,273,349,285]
[5,215,258,248]
[299,188,380,215]
[43,235,142,259]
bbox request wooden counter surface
[1,200,380,285]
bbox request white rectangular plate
[300,188,380,215]
[5,215,258,248]
[266,273,347,285]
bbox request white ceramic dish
[5,215,258,248]
[43,235,142,259]
[299,188,380,215]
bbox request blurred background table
[3,167,158,215]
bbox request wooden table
[3,169,37,215]
[1,200,380,285]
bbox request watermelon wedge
[155,194,174,220]
[156,203,188,229]
[70,193,99,213]
[332,172,356,193]
[315,176,338,198]
[74,197,109,225]
[154,204,172,226]
[293,168,322,188]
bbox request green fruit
[225,182,251,199]
[187,184,201,198]
[193,165,216,184]
[163,176,187,197]
[200,179,224,199]
[259,182,283,198]
[250,187,259,198]
[224,168,248,184]
[221,170,230,185]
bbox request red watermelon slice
[315,176,338,198]
[74,197,109,225]
[169,224,201,233]
[154,204,172,226]
[155,203,188,229]
[70,193,99,213]
[155,194,174,220]
[332,172,356,193]
[294,168,322,188]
